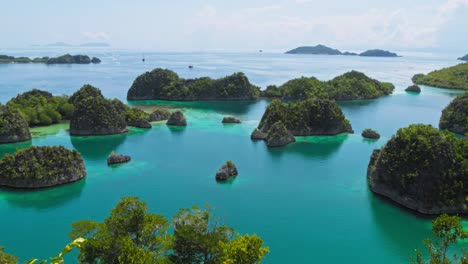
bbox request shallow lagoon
[0,50,466,263]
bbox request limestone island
[0,104,31,144]
[69,85,128,136]
[215,160,238,181]
[265,121,296,147]
[359,49,399,57]
[285,45,343,55]
[458,54,468,61]
[439,93,468,135]
[121,107,152,128]
[367,124,467,214]
[252,99,353,146]
[7,89,75,126]
[167,111,187,126]
[222,116,241,124]
[127,68,260,101]
[361,128,380,139]
[405,85,421,93]
[149,109,171,121]
[412,63,468,90]
[107,152,131,165]
[0,146,86,189]
[261,71,394,101]
[0,54,101,64]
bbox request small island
[122,107,152,128]
[0,105,31,144]
[367,124,467,214]
[405,85,421,93]
[149,109,171,121]
[359,49,399,57]
[127,68,260,101]
[7,89,74,126]
[167,111,187,126]
[222,116,241,124]
[254,98,353,140]
[0,54,101,64]
[458,54,468,61]
[412,63,468,90]
[361,128,380,139]
[215,160,238,181]
[439,93,468,135]
[0,146,86,189]
[107,152,131,165]
[261,71,394,101]
[69,85,128,136]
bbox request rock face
[412,63,468,90]
[439,93,468,135]
[265,121,296,147]
[250,128,268,140]
[122,108,151,129]
[166,111,187,126]
[149,109,171,121]
[367,124,467,214]
[405,85,421,93]
[107,153,131,165]
[361,129,380,139]
[69,85,128,136]
[0,105,31,144]
[359,49,399,57]
[215,161,238,181]
[0,146,86,189]
[257,99,353,136]
[127,119,152,128]
[261,71,394,101]
[222,116,241,123]
[127,68,260,101]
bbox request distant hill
[359,49,399,57]
[458,54,468,61]
[45,42,73,47]
[285,45,342,55]
[43,42,110,47]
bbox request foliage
[368,124,468,213]
[412,63,468,90]
[70,197,269,264]
[0,146,86,188]
[439,93,468,135]
[7,89,74,126]
[258,98,353,136]
[122,107,150,123]
[0,54,100,64]
[285,45,342,55]
[261,71,394,100]
[0,104,31,143]
[27,238,85,264]
[149,108,171,121]
[412,214,468,264]
[0,246,17,264]
[127,68,261,100]
[69,84,104,106]
[361,128,380,139]
[225,160,234,168]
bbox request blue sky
[1,0,468,52]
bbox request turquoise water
[0,49,466,263]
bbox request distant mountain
[79,42,110,47]
[285,45,342,55]
[458,54,468,61]
[45,42,73,47]
[359,49,399,57]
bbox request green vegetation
[359,49,399,57]
[0,54,101,64]
[0,146,86,188]
[0,246,17,264]
[69,85,128,135]
[412,63,468,90]
[361,128,380,139]
[149,108,171,121]
[69,197,269,264]
[127,68,261,100]
[0,104,31,144]
[285,45,342,55]
[265,121,296,147]
[261,71,394,100]
[257,98,353,136]
[6,89,74,126]
[439,93,468,135]
[367,124,468,214]
[412,214,467,264]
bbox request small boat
[259,50,263,53]
[188,65,193,69]
[142,53,145,62]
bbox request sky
[1,0,468,52]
